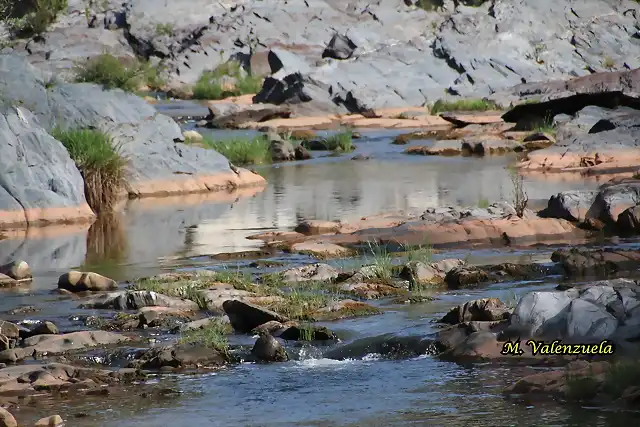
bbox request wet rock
[0,260,31,281]
[505,360,611,399]
[551,248,640,277]
[251,333,289,362]
[350,154,371,161]
[338,281,407,300]
[23,331,130,356]
[269,134,296,161]
[131,343,229,370]
[138,307,194,329]
[0,362,142,396]
[58,271,118,292]
[278,325,337,341]
[223,300,289,333]
[82,291,199,311]
[34,415,63,427]
[617,206,640,235]
[439,112,503,127]
[506,279,640,341]
[437,331,506,361]
[460,138,519,155]
[294,145,312,160]
[281,263,339,283]
[405,140,462,156]
[399,259,465,286]
[177,316,231,333]
[322,33,358,60]
[540,190,598,222]
[435,320,508,353]
[0,408,16,427]
[207,103,291,128]
[445,266,490,289]
[440,298,510,325]
[29,321,60,337]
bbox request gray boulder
[507,279,640,341]
[540,190,598,222]
[322,33,358,60]
[251,333,289,362]
[618,205,640,235]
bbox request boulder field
[0,55,265,229]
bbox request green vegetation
[188,135,271,166]
[155,22,174,36]
[179,318,232,355]
[363,241,395,284]
[565,373,600,402]
[267,289,333,321]
[304,131,354,152]
[1,0,68,38]
[601,359,640,398]
[415,0,444,11]
[477,198,490,209]
[51,127,127,214]
[74,53,165,92]
[192,61,263,100]
[430,98,501,114]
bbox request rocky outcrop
[440,298,510,325]
[81,291,200,311]
[222,300,289,333]
[6,0,640,113]
[130,343,229,370]
[0,54,265,228]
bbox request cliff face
[5,0,640,111]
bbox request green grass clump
[304,131,353,152]
[193,135,270,166]
[3,0,67,38]
[602,360,640,398]
[430,98,502,114]
[179,318,232,355]
[192,61,263,100]
[267,290,333,321]
[74,53,165,92]
[155,22,174,36]
[51,127,127,214]
[477,198,490,208]
[565,374,600,402]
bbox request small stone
[0,408,17,427]
[58,271,118,292]
[183,130,203,142]
[0,260,31,281]
[34,415,64,427]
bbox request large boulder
[506,279,640,341]
[0,105,93,228]
[0,55,265,212]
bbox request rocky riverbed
[2,0,640,425]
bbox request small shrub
[74,54,165,92]
[3,0,68,38]
[51,127,127,214]
[477,198,490,208]
[508,166,528,218]
[430,98,501,114]
[267,289,333,321]
[602,360,640,398]
[565,374,600,402]
[193,135,270,166]
[192,61,263,100]
[415,0,444,11]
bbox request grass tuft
[51,127,127,214]
[3,0,67,38]
[74,53,165,92]
[189,135,271,166]
[178,318,231,355]
[192,61,263,100]
[305,131,354,152]
[430,98,501,114]
[267,289,333,321]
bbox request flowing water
[2,114,639,426]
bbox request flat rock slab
[288,242,354,259]
[0,363,140,396]
[207,102,291,128]
[439,112,504,127]
[81,291,199,311]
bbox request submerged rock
[399,259,465,286]
[131,343,229,370]
[251,333,289,362]
[445,266,490,289]
[58,271,118,292]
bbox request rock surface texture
[4,0,640,113]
